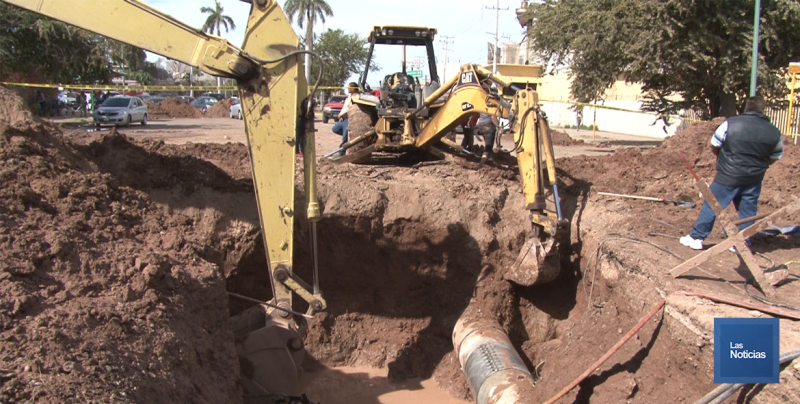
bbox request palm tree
[200,1,236,89]
[283,0,333,84]
[200,0,236,37]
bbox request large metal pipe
[453,310,536,404]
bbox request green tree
[0,3,111,83]
[0,3,162,85]
[283,0,333,83]
[526,0,800,119]
[309,29,378,87]
[200,0,236,36]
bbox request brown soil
[0,86,244,403]
[204,99,237,119]
[2,81,798,404]
[551,128,585,146]
[145,98,201,119]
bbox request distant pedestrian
[35,90,46,117]
[680,96,783,252]
[78,91,87,117]
[50,98,59,117]
[576,109,583,131]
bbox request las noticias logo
[728,342,767,359]
[714,318,780,384]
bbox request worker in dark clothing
[475,112,498,163]
[680,96,783,251]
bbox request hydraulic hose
[692,349,800,404]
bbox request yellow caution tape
[1,82,237,91]
[3,82,352,94]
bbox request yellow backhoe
[1,2,567,402]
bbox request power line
[485,0,510,72]
[439,35,454,80]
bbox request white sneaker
[680,235,703,250]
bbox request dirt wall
[0,87,243,403]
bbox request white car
[229,98,242,119]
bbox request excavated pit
[3,84,798,404]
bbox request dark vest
[715,112,781,187]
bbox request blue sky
[142,0,527,86]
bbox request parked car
[94,96,148,127]
[202,92,227,101]
[322,95,347,123]
[191,96,218,111]
[229,98,242,119]
[58,92,78,107]
[148,96,167,103]
[176,96,194,102]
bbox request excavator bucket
[506,234,561,286]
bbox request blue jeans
[332,118,348,156]
[689,181,762,240]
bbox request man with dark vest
[680,95,783,251]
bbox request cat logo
[461,102,474,111]
[458,71,478,85]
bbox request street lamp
[515,1,531,65]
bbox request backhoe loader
[2,1,567,402]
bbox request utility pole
[485,0,509,73]
[749,0,762,96]
[440,35,454,80]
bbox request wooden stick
[731,212,771,226]
[670,198,800,278]
[598,192,663,202]
[672,290,800,321]
[542,300,665,404]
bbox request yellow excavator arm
[3,0,323,310]
[2,1,325,396]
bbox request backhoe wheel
[141,114,147,126]
[346,103,377,163]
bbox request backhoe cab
[359,26,440,110]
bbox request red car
[322,94,347,123]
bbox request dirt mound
[551,129,585,146]
[204,98,236,118]
[145,97,201,119]
[556,117,798,210]
[0,87,241,403]
[0,85,38,132]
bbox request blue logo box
[714,318,779,383]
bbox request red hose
[542,300,666,404]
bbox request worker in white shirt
[332,82,360,156]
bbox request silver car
[94,96,148,127]
[229,98,242,119]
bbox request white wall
[539,100,684,139]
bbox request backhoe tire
[346,103,377,163]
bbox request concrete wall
[539,100,685,139]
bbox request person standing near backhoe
[332,82,359,156]
[680,96,783,251]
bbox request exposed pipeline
[453,310,535,404]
